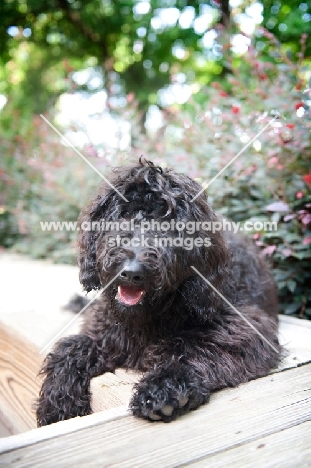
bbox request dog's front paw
[130,369,210,422]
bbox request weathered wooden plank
[0,406,128,453]
[0,321,41,434]
[90,314,311,412]
[0,253,83,434]
[278,315,311,372]
[188,421,311,468]
[0,421,12,439]
[91,370,141,412]
[0,363,310,467]
[0,253,82,350]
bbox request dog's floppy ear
[77,185,116,292]
[77,203,101,292]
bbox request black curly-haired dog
[36,158,280,426]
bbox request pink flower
[126,93,135,103]
[301,213,311,225]
[303,236,311,245]
[18,218,28,235]
[261,245,276,256]
[269,157,278,166]
[85,144,98,158]
[296,191,303,199]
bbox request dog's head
[78,158,228,321]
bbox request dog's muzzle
[117,260,146,306]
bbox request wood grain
[0,253,83,435]
[0,363,310,467]
[91,370,141,413]
[188,421,311,468]
[0,320,42,435]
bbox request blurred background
[0,0,310,319]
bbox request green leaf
[287,280,297,293]
[284,303,300,314]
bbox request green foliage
[261,193,311,318]
[1,0,310,118]
[261,0,311,56]
[0,0,222,115]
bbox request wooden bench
[0,253,310,466]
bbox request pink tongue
[118,285,144,305]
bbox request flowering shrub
[260,192,311,317]
[0,113,100,262]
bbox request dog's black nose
[120,261,145,285]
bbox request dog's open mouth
[117,285,145,306]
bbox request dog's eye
[141,252,158,261]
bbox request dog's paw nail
[178,396,189,408]
[161,405,174,416]
[149,412,162,421]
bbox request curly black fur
[36,158,281,426]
